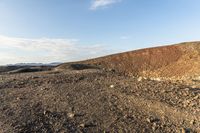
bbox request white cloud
[90,0,121,10]
[0,35,113,65]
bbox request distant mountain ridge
[0,62,62,74]
[7,62,62,67]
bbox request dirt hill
[58,42,200,82]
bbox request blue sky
[0,0,200,65]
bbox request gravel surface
[0,68,199,133]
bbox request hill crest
[58,42,200,82]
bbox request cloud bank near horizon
[0,35,113,65]
[90,0,121,10]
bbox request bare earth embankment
[0,42,200,133]
[59,42,200,84]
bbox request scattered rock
[31,76,40,79]
[40,87,49,91]
[180,128,192,133]
[190,120,195,125]
[152,123,157,131]
[151,77,161,81]
[78,76,85,80]
[146,116,160,123]
[137,77,143,82]
[185,88,190,91]
[79,123,85,128]
[16,97,22,100]
[110,85,115,88]
[43,110,47,115]
[67,113,75,118]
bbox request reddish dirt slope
[58,42,200,81]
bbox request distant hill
[0,62,61,74]
[58,42,200,82]
[7,62,62,67]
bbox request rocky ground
[0,66,199,133]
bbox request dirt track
[0,67,199,133]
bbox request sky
[0,0,200,65]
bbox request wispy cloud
[90,0,121,10]
[0,35,113,65]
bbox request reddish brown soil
[58,42,200,81]
[59,45,182,75]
